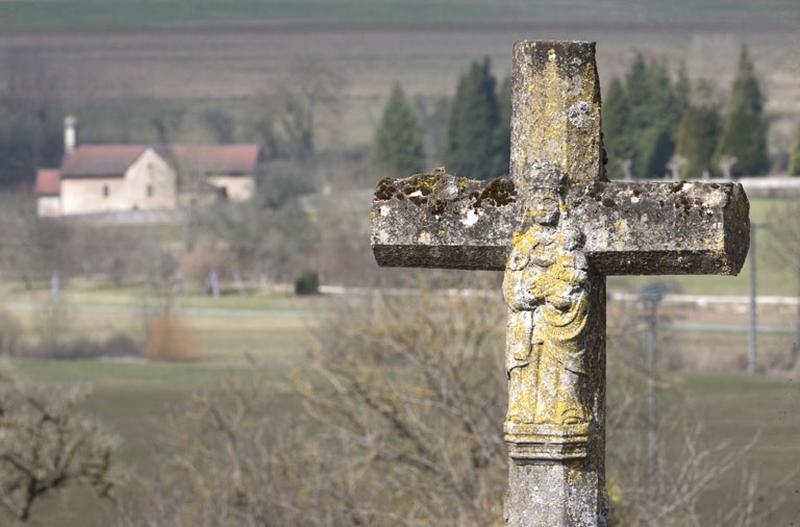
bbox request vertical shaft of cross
[504,41,607,527]
[505,276,607,526]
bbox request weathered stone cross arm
[371,174,749,276]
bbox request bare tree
[188,161,318,282]
[139,241,179,341]
[202,108,236,144]
[0,204,72,289]
[605,299,780,526]
[151,107,184,144]
[116,280,777,526]
[0,368,118,523]
[253,57,347,161]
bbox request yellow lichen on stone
[512,45,601,196]
[518,48,571,177]
[504,221,591,442]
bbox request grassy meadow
[13,360,256,527]
[8,356,800,525]
[0,261,798,524]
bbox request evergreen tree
[636,124,673,179]
[633,59,680,178]
[603,53,688,179]
[675,80,721,179]
[374,82,426,178]
[640,59,675,126]
[444,57,501,180]
[412,94,450,165]
[624,53,649,118]
[674,61,691,119]
[602,77,632,179]
[494,75,512,176]
[790,122,800,176]
[676,105,721,179]
[713,45,769,177]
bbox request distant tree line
[0,50,64,188]
[605,45,770,179]
[603,54,689,179]
[374,44,800,181]
[0,54,348,189]
[374,57,511,180]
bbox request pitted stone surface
[578,180,749,275]
[371,172,520,269]
[372,175,749,274]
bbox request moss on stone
[375,178,397,201]
[474,177,516,209]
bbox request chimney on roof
[64,115,78,155]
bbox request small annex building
[35,116,263,217]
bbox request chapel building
[35,116,264,217]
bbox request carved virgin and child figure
[503,164,592,451]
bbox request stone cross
[719,155,737,180]
[666,154,687,181]
[618,158,633,180]
[370,41,749,527]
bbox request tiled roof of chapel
[59,144,263,178]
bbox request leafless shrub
[293,286,508,526]
[117,378,400,527]
[145,317,202,363]
[265,57,348,161]
[117,280,775,526]
[0,367,119,524]
[117,279,506,527]
[605,299,778,526]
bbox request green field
[0,277,797,524]
[12,361,256,526]
[0,283,320,361]
[0,0,796,30]
[677,373,800,525]
[5,360,798,525]
[1,0,797,164]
